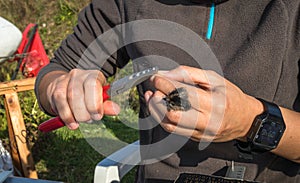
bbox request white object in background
[0,17,22,62]
[0,140,13,182]
[94,140,140,183]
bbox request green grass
[33,118,139,182]
[0,1,139,182]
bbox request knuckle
[166,111,181,122]
[85,77,99,88]
[206,70,217,80]
[87,103,101,114]
[162,123,176,133]
[74,115,91,123]
[69,68,80,76]
[214,95,226,115]
[53,89,66,101]
[152,91,163,99]
[177,65,186,71]
[206,70,224,86]
[60,113,75,124]
[67,88,81,101]
[153,76,164,87]
[69,69,85,82]
[206,70,217,76]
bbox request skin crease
[39,66,300,163]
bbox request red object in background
[16,23,49,78]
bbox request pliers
[38,66,158,132]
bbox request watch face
[254,118,285,148]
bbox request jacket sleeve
[287,0,300,111]
[34,0,130,113]
[38,0,129,76]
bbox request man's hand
[145,66,263,142]
[40,69,120,130]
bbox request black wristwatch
[237,98,286,154]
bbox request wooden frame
[0,77,38,179]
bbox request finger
[162,109,224,142]
[160,122,199,139]
[150,75,177,95]
[47,80,58,114]
[51,75,79,130]
[83,73,104,120]
[144,90,153,103]
[162,108,206,130]
[151,75,211,110]
[47,74,69,115]
[147,90,168,124]
[103,100,120,116]
[147,89,194,127]
[158,66,206,85]
[160,66,223,89]
[159,122,216,142]
[68,75,91,123]
[147,89,217,141]
[188,88,212,112]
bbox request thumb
[103,100,120,116]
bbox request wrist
[237,98,286,155]
[238,96,264,141]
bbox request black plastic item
[174,173,259,183]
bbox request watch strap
[257,98,283,120]
[236,98,285,157]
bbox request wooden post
[0,77,36,95]
[0,77,38,179]
[6,111,22,175]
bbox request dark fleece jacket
[35,0,300,182]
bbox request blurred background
[0,0,139,182]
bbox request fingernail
[86,119,93,124]
[67,122,79,130]
[113,104,121,114]
[91,113,103,121]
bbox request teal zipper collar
[206,3,215,40]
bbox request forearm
[272,107,300,163]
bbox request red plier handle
[39,66,159,133]
[38,85,110,133]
